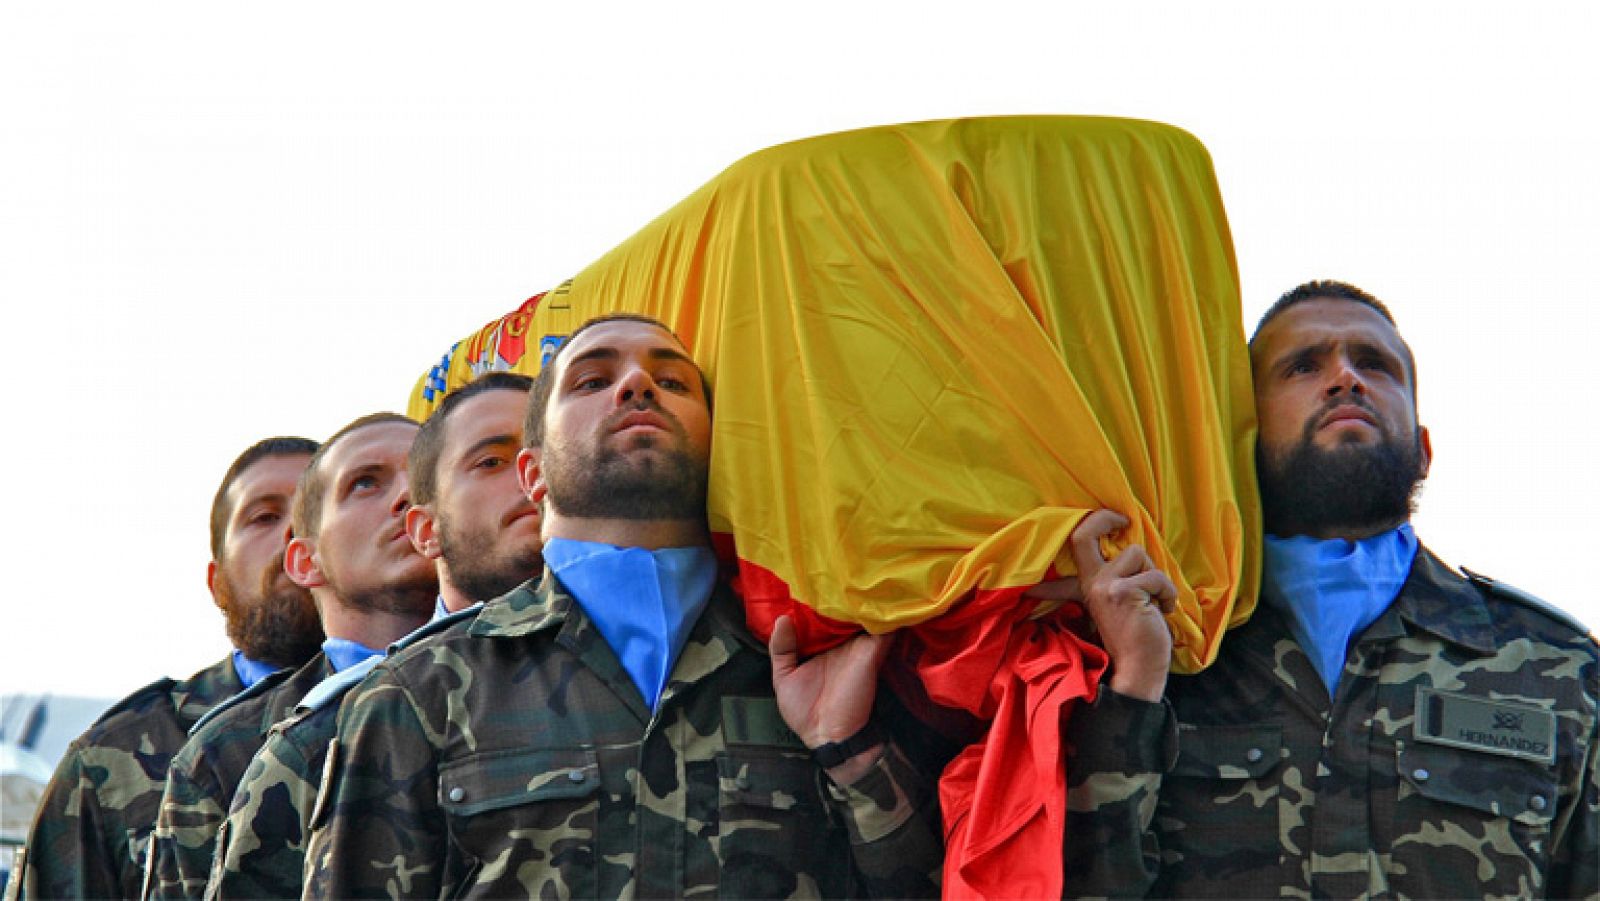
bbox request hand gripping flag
[411,116,1261,897]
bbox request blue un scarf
[543,537,718,711]
[1261,524,1418,696]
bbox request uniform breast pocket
[1393,740,1556,893]
[1161,724,1284,874]
[438,746,601,897]
[716,750,841,899]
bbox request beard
[217,556,323,669]
[1257,405,1426,538]
[438,512,544,603]
[543,402,709,522]
[321,555,439,619]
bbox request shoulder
[376,605,488,678]
[1460,565,1598,647]
[185,666,297,739]
[88,676,180,731]
[393,605,483,654]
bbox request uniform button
[1530,794,1548,811]
[448,786,466,802]
[1412,768,1430,782]
[1245,747,1263,764]
[567,769,586,784]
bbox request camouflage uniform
[206,610,477,900]
[143,654,333,899]
[1066,547,1600,899]
[7,658,243,900]
[305,576,944,899]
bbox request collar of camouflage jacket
[172,655,247,725]
[472,570,763,652]
[469,571,763,722]
[1366,546,1497,655]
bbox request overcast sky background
[2,2,1596,697]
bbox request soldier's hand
[1026,509,1176,702]
[769,614,892,785]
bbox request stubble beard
[438,512,544,603]
[1257,403,1426,538]
[321,552,438,619]
[217,555,324,669]
[543,405,709,523]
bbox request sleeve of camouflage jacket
[12,744,124,900]
[301,673,446,900]
[1061,689,1178,900]
[1548,663,1600,900]
[145,747,229,899]
[823,741,944,897]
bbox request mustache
[1302,394,1379,438]
[604,398,684,434]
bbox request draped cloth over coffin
[409,116,1261,897]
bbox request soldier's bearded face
[540,321,711,522]
[1251,298,1430,538]
[312,422,438,616]
[216,554,322,667]
[434,389,543,602]
[214,453,322,667]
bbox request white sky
[2,2,1596,697]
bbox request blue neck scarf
[543,537,718,711]
[321,637,385,673]
[230,650,279,690]
[1262,524,1418,696]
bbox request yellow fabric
[410,116,1259,673]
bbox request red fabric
[733,546,1109,899]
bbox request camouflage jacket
[207,610,477,900]
[1066,547,1600,899]
[143,653,332,899]
[8,657,243,900]
[305,575,944,899]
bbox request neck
[1286,516,1409,542]
[543,511,710,550]
[313,590,430,650]
[433,563,475,613]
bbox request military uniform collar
[471,573,573,638]
[172,655,246,724]
[1367,545,1497,655]
[471,566,759,722]
[472,567,761,647]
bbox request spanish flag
[412,116,1260,897]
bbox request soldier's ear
[406,505,443,561]
[206,560,221,610]
[516,448,543,503]
[285,536,326,589]
[1418,425,1432,479]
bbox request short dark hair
[210,437,320,559]
[410,372,534,506]
[1252,279,1417,390]
[523,313,712,449]
[291,413,417,540]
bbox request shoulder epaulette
[388,603,483,654]
[186,666,295,737]
[1462,566,1598,642]
[92,676,178,725]
[296,656,383,714]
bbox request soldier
[1066,280,1600,898]
[10,437,323,900]
[305,314,943,898]
[206,373,542,899]
[144,413,436,898]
